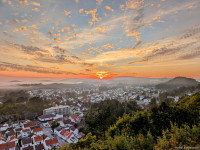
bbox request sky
[0,0,200,80]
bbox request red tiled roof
[0,141,15,150]
[60,129,73,139]
[70,115,81,122]
[78,132,84,135]
[45,138,59,146]
[33,128,43,133]
[34,136,43,142]
[70,115,79,119]
[15,128,23,132]
[60,129,66,136]
[5,122,12,127]
[48,121,54,126]
[66,133,73,139]
[0,135,5,140]
[24,122,36,128]
[22,129,31,133]
[56,118,63,122]
[9,136,18,141]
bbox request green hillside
[60,91,200,150]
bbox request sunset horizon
[0,0,200,80]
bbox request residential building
[0,141,16,150]
[43,105,70,115]
[43,138,59,150]
[32,128,43,136]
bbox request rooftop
[0,141,15,149]
[44,105,70,110]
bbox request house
[21,137,32,149]
[33,136,43,145]
[8,136,18,146]
[0,141,16,150]
[57,129,78,144]
[15,128,23,138]
[70,126,78,135]
[38,114,55,122]
[43,138,59,150]
[23,122,37,129]
[32,128,43,136]
[63,119,73,127]
[0,124,9,132]
[77,132,85,139]
[35,143,44,150]
[4,123,13,128]
[0,135,6,144]
[21,129,31,138]
[46,121,53,128]
[5,130,15,139]
[69,115,81,123]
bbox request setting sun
[96,71,109,80]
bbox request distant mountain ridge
[156,77,199,89]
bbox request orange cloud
[31,1,40,7]
[105,6,114,12]
[85,9,99,25]
[13,28,19,32]
[20,26,27,31]
[64,10,71,16]
[22,19,28,23]
[31,30,37,34]
[61,27,71,32]
[13,19,19,23]
[79,8,84,13]
[96,27,105,33]
[32,8,39,12]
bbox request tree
[51,121,59,133]
[150,98,157,107]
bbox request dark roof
[70,126,76,131]
[22,137,32,145]
[6,131,15,137]
[24,122,36,128]
[38,114,55,119]
[15,128,23,132]
[22,146,34,150]
[63,119,71,124]
[35,143,44,150]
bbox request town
[0,104,85,150]
[0,83,199,150]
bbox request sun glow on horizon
[96,71,109,80]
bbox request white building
[32,128,43,136]
[43,105,70,115]
[43,138,59,150]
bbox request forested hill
[61,91,200,150]
[156,77,199,89]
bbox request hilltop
[156,77,199,89]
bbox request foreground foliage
[61,91,200,150]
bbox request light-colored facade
[43,105,70,115]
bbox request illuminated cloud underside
[0,0,200,79]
